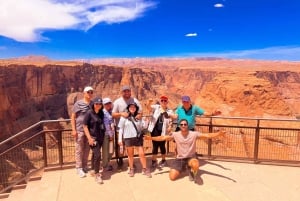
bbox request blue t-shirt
[175,105,204,129]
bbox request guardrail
[0,117,299,193]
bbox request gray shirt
[72,100,90,132]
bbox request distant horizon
[2,55,300,65]
[1,1,300,61]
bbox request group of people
[71,85,225,184]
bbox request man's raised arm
[144,135,173,141]
[197,130,226,139]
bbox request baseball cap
[83,86,94,92]
[182,95,191,102]
[92,97,102,104]
[103,98,112,105]
[160,95,168,100]
[121,85,131,91]
[127,101,139,110]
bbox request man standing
[145,119,225,182]
[175,95,221,131]
[71,86,94,178]
[112,86,142,170]
[102,97,115,171]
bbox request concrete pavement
[18,158,300,201]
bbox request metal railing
[0,117,299,193]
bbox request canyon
[0,57,299,141]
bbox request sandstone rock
[0,58,299,141]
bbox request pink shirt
[171,131,201,159]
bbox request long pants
[90,141,102,173]
[75,131,90,169]
[102,135,114,168]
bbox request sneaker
[142,168,152,178]
[95,174,103,184]
[128,168,135,177]
[188,169,198,182]
[151,160,157,169]
[188,170,194,181]
[105,165,113,171]
[83,167,89,173]
[158,159,167,167]
[76,168,86,178]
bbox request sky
[0,0,300,61]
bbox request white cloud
[0,0,156,42]
[214,3,224,8]
[185,33,198,37]
[181,46,300,61]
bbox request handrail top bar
[0,119,70,146]
[199,116,300,121]
[39,117,300,122]
[1,116,298,146]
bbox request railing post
[114,128,120,159]
[207,117,213,157]
[253,119,260,163]
[57,131,63,166]
[42,132,48,167]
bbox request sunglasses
[94,103,102,105]
[180,123,187,126]
[87,91,93,94]
[160,100,168,102]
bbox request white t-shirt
[112,97,142,128]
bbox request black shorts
[171,157,199,172]
[124,137,143,147]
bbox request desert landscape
[0,56,299,141]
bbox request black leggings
[90,141,102,173]
[152,140,166,155]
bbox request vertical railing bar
[207,117,213,158]
[42,132,48,167]
[253,119,260,163]
[57,131,63,166]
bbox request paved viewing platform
[6,158,300,201]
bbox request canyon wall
[0,58,299,141]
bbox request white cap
[103,97,112,105]
[83,86,94,92]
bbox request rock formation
[0,57,299,141]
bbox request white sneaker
[95,174,103,184]
[76,168,86,178]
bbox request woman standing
[147,95,176,169]
[83,97,105,184]
[118,102,151,178]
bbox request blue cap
[182,96,191,102]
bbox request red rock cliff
[0,58,299,141]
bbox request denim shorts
[124,137,143,147]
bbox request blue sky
[1,0,300,61]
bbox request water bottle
[119,145,124,155]
[109,140,114,154]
